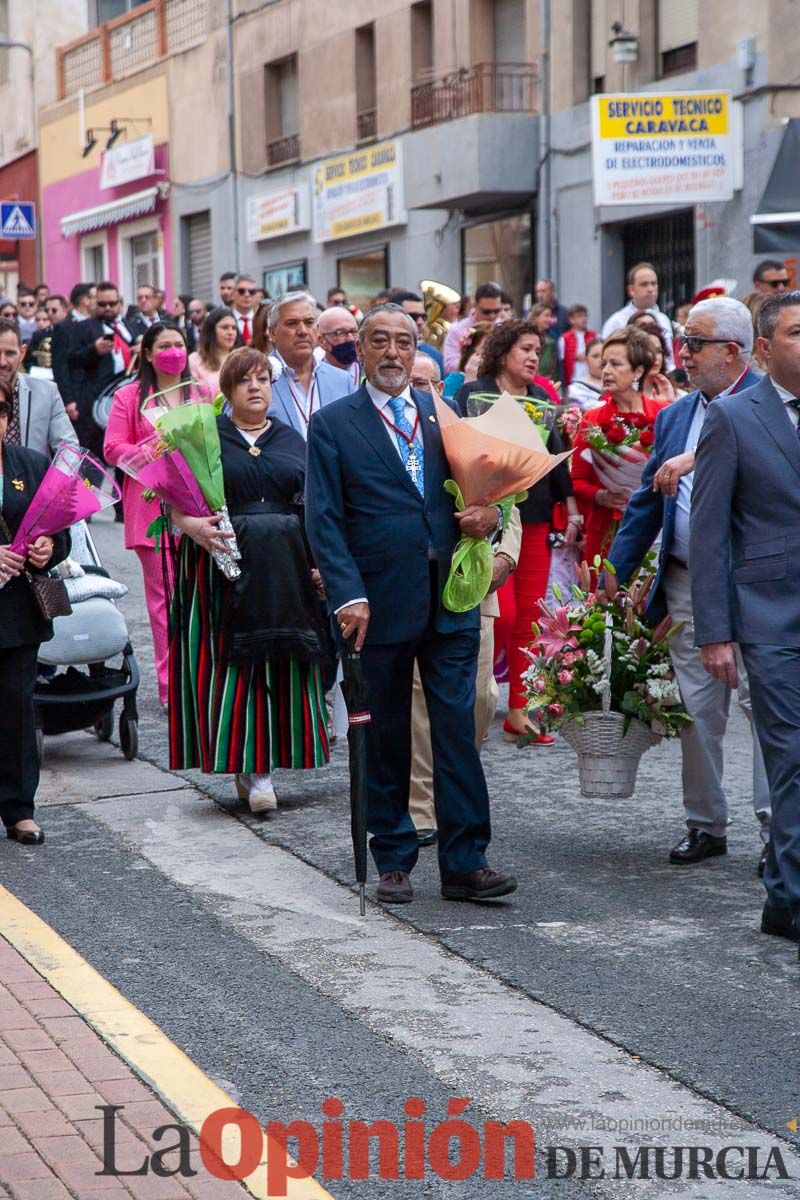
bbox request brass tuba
[421,280,460,351]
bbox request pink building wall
[41,144,172,305]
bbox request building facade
[43,0,800,322]
[0,0,86,293]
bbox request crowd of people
[1,255,799,956]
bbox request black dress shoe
[6,826,45,846]
[758,843,769,877]
[669,829,727,864]
[416,828,438,847]
[761,901,800,942]
[441,866,517,901]
[376,871,413,904]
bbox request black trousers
[0,644,40,827]
[361,616,491,882]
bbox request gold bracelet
[496,551,517,572]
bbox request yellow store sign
[591,91,739,207]
[313,139,406,243]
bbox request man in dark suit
[603,298,768,869]
[306,303,517,905]
[690,290,800,956]
[68,280,134,459]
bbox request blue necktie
[388,396,424,495]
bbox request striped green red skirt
[168,539,330,774]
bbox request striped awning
[60,186,159,238]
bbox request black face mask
[330,340,358,366]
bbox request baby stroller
[34,521,140,763]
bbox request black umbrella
[340,636,371,915]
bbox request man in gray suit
[0,317,78,459]
[690,290,800,956]
[267,292,353,439]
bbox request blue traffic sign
[0,202,36,239]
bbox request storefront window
[337,246,388,311]
[462,212,532,314]
[263,260,306,298]
[129,231,161,290]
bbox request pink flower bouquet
[6,444,120,559]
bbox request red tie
[241,317,251,344]
[113,322,132,369]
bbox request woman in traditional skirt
[168,347,331,812]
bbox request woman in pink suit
[104,324,212,709]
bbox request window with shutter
[185,212,213,305]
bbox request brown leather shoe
[441,867,517,901]
[376,871,413,904]
[669,829,727,864]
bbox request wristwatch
[568,514,584,525]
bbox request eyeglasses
[323,329,356,340]
[680,335,743,353]
[763,278,789,290]
[96,299,117,308]
[236,287,257,296]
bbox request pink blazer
[104,381,212,550]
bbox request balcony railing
[267,132,301,168]
[411,61,538,130]
[57,0,207,99]
[356,107,377,143]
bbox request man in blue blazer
[306,303,517,904]
[691,291,800,955]
[267,292,352,438]
[603,297,769,868]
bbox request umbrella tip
[359,883,366,917]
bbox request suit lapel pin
[11,479,23,491]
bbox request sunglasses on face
[680,335,742,353]
[237,287,257,296]
[96,299,117,308]
[763,279,789,289]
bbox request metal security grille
[622,208,695,315]
[185,211,213,304]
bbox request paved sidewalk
[0,936,244,1200]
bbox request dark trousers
[361,618,491,881]
[741,643,800,913]
[0,644,40,827]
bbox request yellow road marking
[0,886,333,1200]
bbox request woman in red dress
[571,327,669,566]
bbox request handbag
[0,511,72,621]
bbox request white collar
[275,349,316,382]
[365,381,412,409]
[770,376,797,405]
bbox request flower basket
[522,567,692,799]
[561,711,661,798]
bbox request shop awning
[750,120,800,253]
[60,186,159,238]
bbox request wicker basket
[561,711,662,798]
[558,612,662,798]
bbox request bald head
[317,306,357,338]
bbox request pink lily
[534,603,581,659]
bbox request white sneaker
[248,773,277,813]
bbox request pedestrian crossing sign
[0,202,36,239]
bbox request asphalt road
[6,513,799,1198]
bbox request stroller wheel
[119,714,138,761]
[35,728,44,765]
[94,710,114,742]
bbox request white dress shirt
[601,302,675,370]
[365,381,421,458]
[770,376,799,428]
